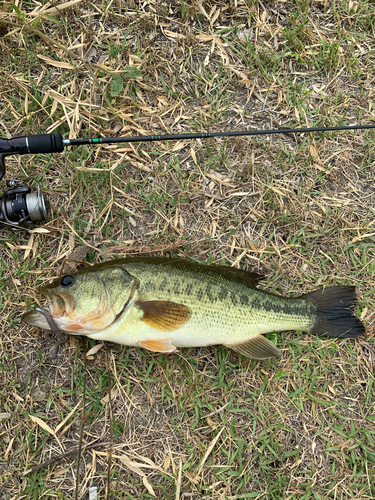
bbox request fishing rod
[1,123,374,228]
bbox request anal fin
[138,339,177,353]
[226,335,282,360]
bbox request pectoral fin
[136,300,191,332]
[138,339,177,353]
[226,335,282,359]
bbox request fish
[22,257,365,360]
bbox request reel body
[0,180,47,228]
[0,134,62,228]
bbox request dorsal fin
[211,265,264,288]
[70,257,264,290]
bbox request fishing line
[35,307,66,358]
[74,338,87,500]
[33,307,88,496]
[22,439,111,476]
[105,342,114,500]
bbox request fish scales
[22,257,365,359]
[117,261,313,347]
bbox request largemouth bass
[22,257,365,359]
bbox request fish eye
[61,275,75,287]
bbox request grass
[0,0,374,498]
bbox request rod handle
[28,134,64,154]
[0,134,64,181]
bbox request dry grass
[0,0,374,498]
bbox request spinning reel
[0,134,63,228]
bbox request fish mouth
[38,287,74,317]
[22,287,77,331]
[22,309,51,330]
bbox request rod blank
[63,124,375,148]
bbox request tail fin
[305,286,365,338]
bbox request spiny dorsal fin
[136,300,191,332]
[138,339,177,353]
[100,257,264,289]
[226,335,282,359]
[212,265,264,288]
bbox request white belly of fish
[83,299,300,349]
[84,297,251,348]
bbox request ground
[0,0,374,499]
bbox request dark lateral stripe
[248,296,314,317]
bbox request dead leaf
[129,216,137,227]
[23,234,34,260]
[360,307,368,321]
[206,416,216,427]
[237,29,251,41]
[348,1,358,12]
[350,232,375,244]
[98,54,108,64]
[63,246,91,273]
[171,141,187,152]
[310,144,318,159]
[77,44,97,62]
[101,385,119,404]
[4,437,15,461]
[210,7,220,25]
[190,147,197,165]
[195,426,225,479]
[37,55,75,70]
[54,401,81,434]
[86,343,105,357]
[119,456,145,476]
[290,459,302,469]
[176,458,182,498]
[164,30,186,39]
[163,455,171,471]
[76,166,107,172]
[28,227,50,234]
[196,34,213,42]
[30,415,56,436]
[29,0,83,17]
[143,476,156,497]
[51,467,70,477]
